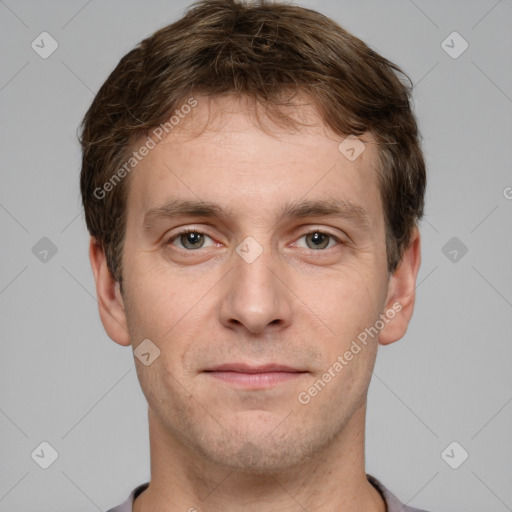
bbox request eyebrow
[143,197,371,232]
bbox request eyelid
[166,227,217,248]
[293,228,345,249]
[165,226,345,252]
[300,227,345,239]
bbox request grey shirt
[106,474,432,512]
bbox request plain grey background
[1,0,511,511]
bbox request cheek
[134,358,194,429]
[123,262,194,337]
[302,261,385,333]
[123,268,215,379]
[291,265,387,387]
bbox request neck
[134,401,385,512]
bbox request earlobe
[88,237,131,346]
[378,227,421,346]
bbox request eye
[295,230,342,250]
[167,229,216,250]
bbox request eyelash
[166,228,344,251]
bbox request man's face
[117,94,395,471]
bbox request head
[81,0,425,473]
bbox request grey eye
[169,231,215,250]
[179,232,205,249]
[303,231,335,250]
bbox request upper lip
[204,363,306,373]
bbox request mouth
[203,363,308,389]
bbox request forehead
[125,94,383,229]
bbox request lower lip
[205,371,305,389]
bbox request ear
[88,237,131,346]
[378,227,421,346]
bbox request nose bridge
[219,235,291,334]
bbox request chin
[187,415,337,475]
[200,438,311,474]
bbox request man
[80,0,429,510]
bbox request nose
[219,243,292,335]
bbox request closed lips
[204,363,306,373]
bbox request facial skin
[90,94,421,512]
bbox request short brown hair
[80,0,426,283]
